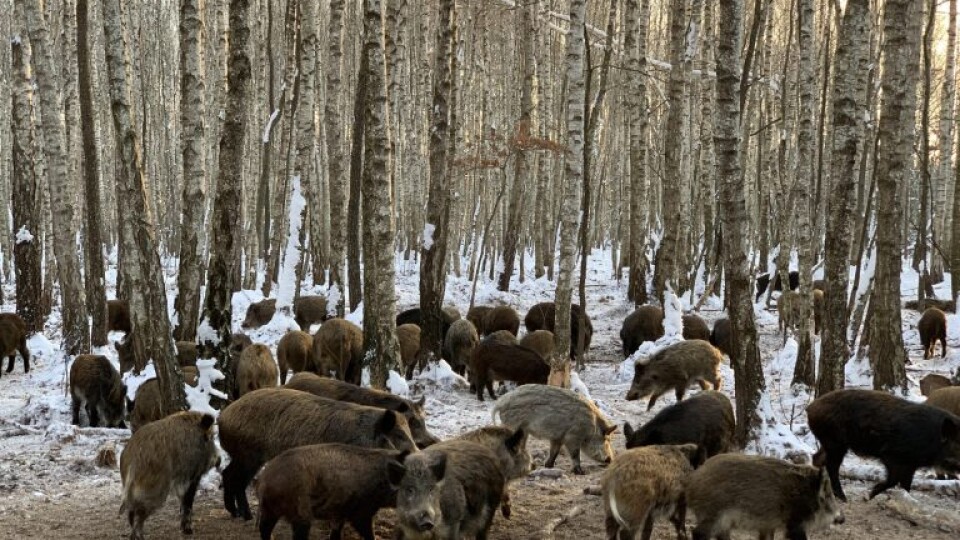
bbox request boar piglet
[256,443,407,540]
[602,444,701,540]
[443,319,479,377]
[277,330,314,384]
[494,384,616,474]
[808,388,960,500]
[395,440,506,540]
[69,354,126,428]
[471,341,549,401]
[218,388,417,520]
[286,372,440,447]
[120,412,219,540]
[624,390,735,458]
[456,426,531,517]
[626,339,723,410]
[685,454,844,540]
[918,307,948,359]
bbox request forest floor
[1,252,959,539]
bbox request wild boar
[241,298,276,329]
[456,426,530,518]
[69,354,126,428]
[395,440,506,540]
[129,373,200,434]
[484,305,521,337]
[709,318,732,359]
[682,314,711,342]
[293,295,329,330]
[602,444,700,540]
[471,341,550,401]
[625,339,723,410]
[234,343,278,399]
[175,341,197,368]
[285,372,439,448]
[524,302,593,357]
[256,444,408,540]
[623,390,735,457]
[755,270,800,300]
[921,373,954,397]
[483,329,518,346]
[807,388,960,500]
[685,454,844,540]
[443,319,479,377]
[467,305,493,335]
[493,383,616,474]
[397,323,421,379]
[926,386,960,417]
[312,318,364,385]
[276,330,314,384]
[229,332,253,359]
[0,313,29,376]
[620,306,710,357]
[443,305,462,321]
[108,298,132,334]
[395,307,457,343]
[906,298,956,313]
[813,288,824,335]
[919,307,948,359]
[219,387,418,520]
[120,412,219,539]
[519,329,556,362]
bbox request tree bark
[325,0,347,316]
[625,0,650,306]
[936,0,958,276]
[347,52,366,313]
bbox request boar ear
[376,410,398,433]
[603,422,618,436]
[387,460,407,488]
[505,428,525,452]
[430,454,448,481]
[622,423,634,439]
[415,395,426,408]
[684,444,707,469]
[394,402,410,414]
[199,414,215,432]
[942,417,960,441]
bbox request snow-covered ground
[0,249,959,539]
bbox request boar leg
[690,520,717,540]
[604,514,620,540]
[646,391,667,411]
[290,521,311,540]
[500,489,512,518]
[814,446,848,502]
[179,478,201,534]
[87,404,100,428]
[348,517,376,540]
[545,439,563,469]
[129,507,147,540]
[869,462,915,499]
[257,515,279,540]
[222,461,254,519]
[674,386,687,403]
[71,397,82,425]
[668,498,687,540]
[486,380,497,400]
[5,353,14,372]
[568,446,585,475]
[783,525,807,540]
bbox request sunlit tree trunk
[625,0,650,306]
[325,0,347,316]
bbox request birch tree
[325,0,347,316]
[935,0,957,277]
[625,0,649,306]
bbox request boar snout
[414,511,435,532]
[834,512,846,525]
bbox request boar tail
[118,467,134,515]
[607,487,629,530]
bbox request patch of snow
[662,289,684,338]
[422,223,436,251]
[387,370,410,397]
[15,225,34,244]
[122,363,156,402]
[417,360,469,390]
[275,176,306,312]
[262,108,281,143]
[569,371,590,400]
[197,318,221,346]
[186,359,228,417]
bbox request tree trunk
[291,0,318,296]
[816,0,869,397]
[100,0,186,413]
[347,52,366,313]
[23,0,89,356]
[550,0,587,388]
[173,0,208,342]
[361,0,401,389]
[199,0,251,400]
[716,0,765,446]
[871,0,921,392]
[625,0,650,306]
[325,0,347,316]
[935,0,958,277]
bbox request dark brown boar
[229,332,253,359]
[485,305,521,336]
[519,329,555,361]
[293,295,329,330]
[395,307,457,343]
[685,454,843,540]
[921,373,954,397]
[470,341,549,401]
[235,343,278,398]
[175,341,197,368]
[709,318,732,359]
[919,307,948,359]
[682,314,711,341]
[218,387,418,520]
[115,334,135,373]
[620,306,665,357]
[906,298,956,313]
[602,444,700,540]
[285,371,440,448]
[443,319,479,376]
[397,323,421,379]
[129,371,205,433]
[808,388,960,500]
[312,318,364,385]
[69,354,126,428]
[624,390,735,457]
[625,340,723,410]
[276,330,314,384]
[0,313,29,376]
[395,440,506,540]
[467,305,493,335]
[120,412,219,539]
[483,329,518,346]
[456,426,531,518]
[524,302,593,355]
[241,298,276,329]
[107,298,132,334]
[256,444,408,540]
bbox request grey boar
[175,340,197,368]
[623,391,735,457]
[621,306,710,357]
[395,440,506,540]
[312,318,364,385]
[276,330,314,384]
[471,341,549,401]
[602,444,701,540]
[443,318,479,377]
[108,298,132,334]
[919,307,948,359]
[467,305,493,335]
[256,443,408,540]
[129,373,200,434]
[524,302,593,356]
[69,354,126,428]
[484,305,521,336]
[455,426,530,518]
[709,317,732,359]
[293,295,329,330]
[920,373,953,397]
[483,329,518,346]
[120,412,219,539]
[519,329,556,361]
[493,383,616,474]
[625,339,723,410]
[807,388,960,500]
[0,313,29,376]
[685,454,844,540]
[285,371,440,448]
[397,323,421,379]
[234,343,278,398]
[218,387,418,520]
